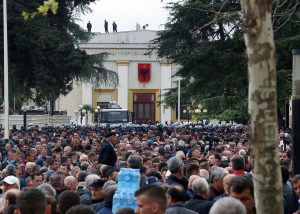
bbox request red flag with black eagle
[138,64,151,83]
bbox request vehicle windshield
[99,111,129,123]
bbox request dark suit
[98,141,117,167]
[184,195,213,214]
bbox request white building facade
[57,30,179,124]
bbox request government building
[56,30,179,124]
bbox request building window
[98,93,112,101]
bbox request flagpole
[3,0,9,138]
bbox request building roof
[79,30,159,60]
[85,30,158,44]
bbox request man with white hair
[80,174,100,205]
[63,146,72,155]
[184,177,213,214]
[187,175,199,199]
[71,166,80,178]
[209,197,246,214]
[23,162,36,183]
[199,169,209,180]
[64,176,78,192]
[176,151,186,161]
[79,154,89,163]
[208,167,228,200]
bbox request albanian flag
[138,64,151,83]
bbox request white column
[160,61,172,123]
[82,115,86,125]
[117,61,129,109]
[82,83,93,106]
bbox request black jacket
[208,185,222,201]
[98,141,117,167]
[184,195,213,214]
[167,174,188,190]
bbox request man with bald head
[212,174,236,202]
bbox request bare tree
[240,0,284,213]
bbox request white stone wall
[82,83,93,106]
[57,82,82,116]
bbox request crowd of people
[0,122,295,214]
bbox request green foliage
[22,0,59,20]
[155,0,298,122]
[82,104,92,112]
[201,95,247,121]
[277,69,292,112]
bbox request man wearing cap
[2,175,20,192]
[0,175,20,208]
[167,156,188,190]
[98,131,117,167]
[144,176,162,186]
[89,179,106,212]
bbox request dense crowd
[0,123,296,214]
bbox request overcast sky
[78,0,180,33]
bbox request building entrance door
[133,93,155,124]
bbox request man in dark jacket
[89,179,106,212]
[184,177,213,214]
[282,167,298,214]
[167,156,188,190]
[98,132,117,167]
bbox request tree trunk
[240,0,283,213]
